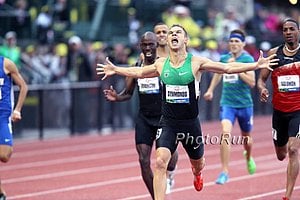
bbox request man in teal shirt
[204,29,257,185]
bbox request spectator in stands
[12,0,30,38]
[163,5,201,46]
[244,35,259,61]
[101,43,132,133]
[66,35,92,82]
[66,35,93,134]
[36,5,53,44]
[53,0,70,41]
[0,31,21,68]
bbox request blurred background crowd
[0,0,299,138]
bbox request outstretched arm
[96,57,159,80]
[201,51,278,74]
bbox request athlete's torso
[160,53,199,120]
[0,56,13,112]
[220,51,254,108]
[137,76,162,117]
[271,45,300,112]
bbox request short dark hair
[170,24,188,37]
[230,29,246,38]
[283,18,299,29]
[229,29,246,42]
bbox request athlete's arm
[199,51,277,74]
[257,48,277,102]
[96,57,159,80]
[103,77,136,102]
[203,73,222,101]
[4,58,28,122]
[239,71,255,88]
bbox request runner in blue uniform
[0,56,28,199]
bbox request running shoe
[193,173,203,191]
[282,197,289,200]
[215,172,229,185]
[166,167,176,194]
[0,193,6,200]
[243,151,256,175]
[165,177,174,194]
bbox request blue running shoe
[215,172,229,185]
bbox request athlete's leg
[136,144,154,199]
[190,156,205,191]
[166,150,178,194]
[153,147,171,200]
[0,118,13,198]
[220,119,233,174]
[285,137,300,199]
[238,107,255,174]
[167,150,178,172]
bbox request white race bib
[223,74,238,83]
[165,85,189,103]
[137,77,160,94]
[277,75,300,92]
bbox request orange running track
[3,115,300,200]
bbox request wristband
[13,110,21,116]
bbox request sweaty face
[140,38,157,61]
[154,25,168,46]
[283,21,300,45]
[228,38,245,54]
[167,26,187,50]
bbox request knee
[139,156,151,168]
[277,154,286,161]
[276,150,287,161]
[0,154,11,163]
[220,133,231,145]
[155,156,168,171]
[288,146,299,158]
[0,148,12,163]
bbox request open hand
[257,50,278,71]
[96,57,116,80]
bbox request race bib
[137,77,160,94]
[165,85,189,103]
[223,74,238,83]
[277,75,300,92]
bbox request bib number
[137,77,160,94]
[277,75,300,92]
[166,85,189,103]
[223,74,238,83]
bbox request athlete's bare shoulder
[155,57,167,72]
[191,54,211,72]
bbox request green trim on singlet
[160,53,194,85]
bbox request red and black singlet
[271,45,300,112]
